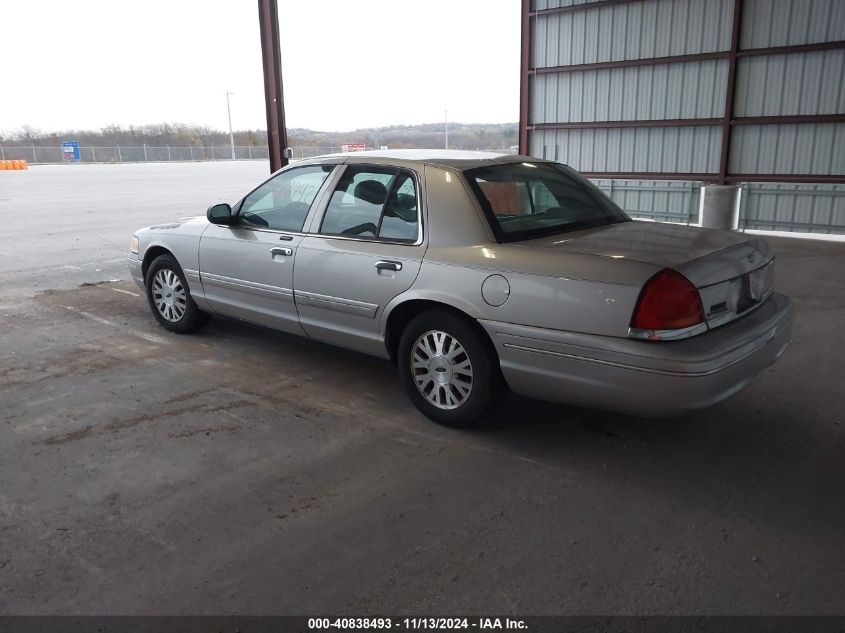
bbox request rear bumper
[480,291,794,417]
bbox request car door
[199,163,337,334]
[294,164,425,356]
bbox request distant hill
[1,122,518,151]
[288,122,518,151]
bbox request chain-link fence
[0,145,518,164]
[0,145,350,164]
[0,145,273,164]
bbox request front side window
[464,162,629,242]
[319,165,419,242]
[239,165,333,232]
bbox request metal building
[519,0,845,233]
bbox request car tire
[144,254,210,334]
[398,309,505,428]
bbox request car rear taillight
[631,269,704,332]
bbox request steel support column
[718,0,743,185]
[258,0,288,173]
[518,0,531,155]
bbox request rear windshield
[464,162,630,242]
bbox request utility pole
[444,109,449,150]
[224,91,235,159]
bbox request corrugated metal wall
[533,59,729,123]
[532,0,733,67]
[534,0,604,10]
[730,123,845,175]
[734,50,845,117]
[533,125,722,172]
[526,0,845,232]
[740,0,845,48]
[529,0,734,180]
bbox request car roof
[297,149,548,170]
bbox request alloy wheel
[411,329,474,410]
[152,268,187,322]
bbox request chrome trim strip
[502,342,760,378]
[628,322,709,341]
[309,232,424,247]
[294,290,378,318]
[201,272,293,298]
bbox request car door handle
[270,247,293,257]
[375,260,402,271]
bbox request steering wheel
[341,222,378,237]
[241,211,269,227]
[281,201,310,216]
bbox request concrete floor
[0,163,843,615]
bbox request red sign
[341,143,366,152]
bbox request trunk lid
[519,220,775,329]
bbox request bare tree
[17,125,42,143]
[0,122,518,152]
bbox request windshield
[464,162,630,242]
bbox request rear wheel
[145,254,210,334]
[398,310,504,427]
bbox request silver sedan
[128,150,793,427]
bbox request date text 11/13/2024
[307,617,528,630]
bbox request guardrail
[592,179,701,225]
[739,183,845,234]
[590,179,844,234]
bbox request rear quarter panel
[405,248,658,337]
[384,166,662,339]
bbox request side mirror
[207,203,233,225]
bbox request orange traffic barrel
[1,160,28,170]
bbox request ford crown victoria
[129,150,793,426]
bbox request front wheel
[145,254,210,334]
[397,310,504,428]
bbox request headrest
[353,180,388,205]
[394,193,416,211]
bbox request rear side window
[319,165,419,242]
[465,162,629,242]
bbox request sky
[0,0,519,135]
